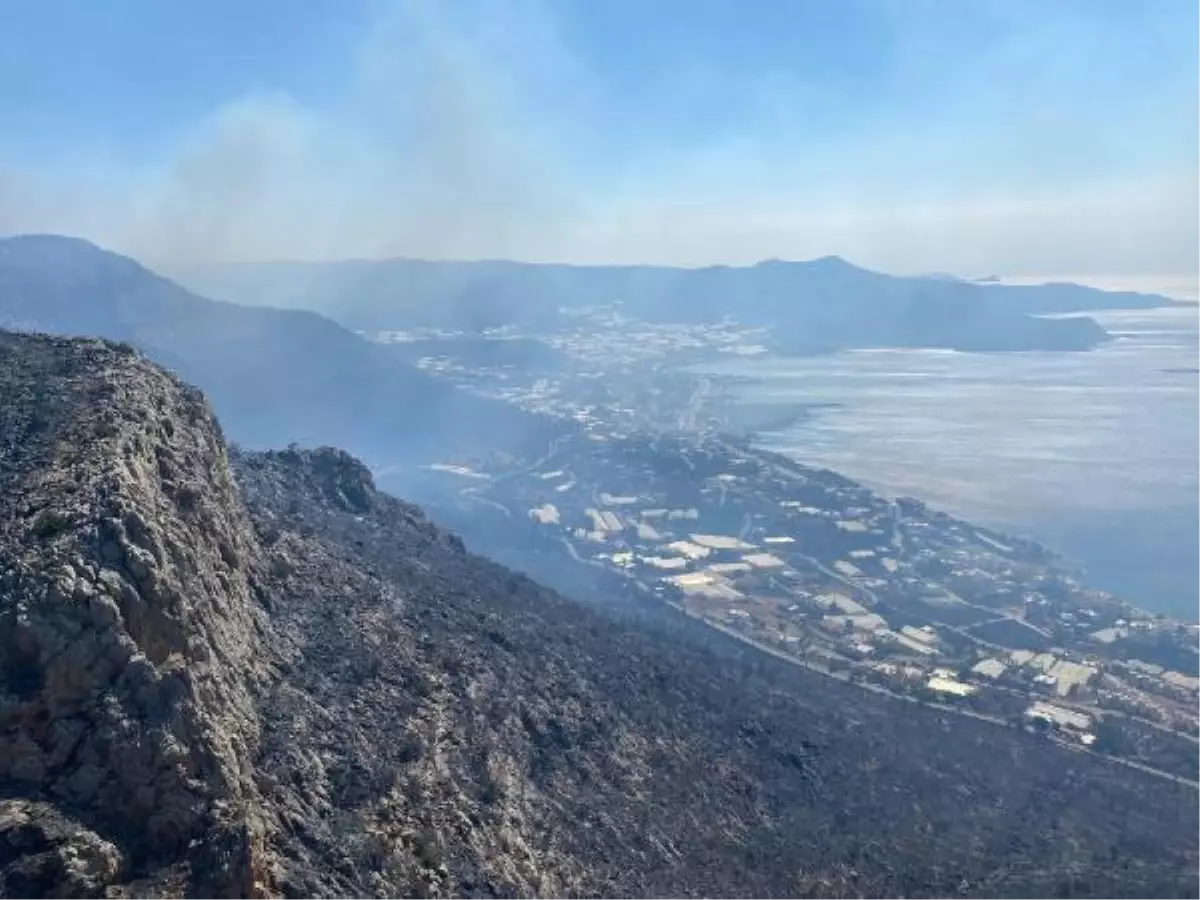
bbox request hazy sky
[1,0,1196,285]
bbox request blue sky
[0,0,1196,286]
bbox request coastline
[680,308,1199,623]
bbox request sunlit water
[688,307,1199,620]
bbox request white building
[927,676,976,697]
[1025,702,1092,731]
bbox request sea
[687,305,1199,621]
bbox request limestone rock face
[0,333,271,897]
[0,330,1197,898]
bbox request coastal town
[369,308,1200,786]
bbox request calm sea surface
[688,307,1199,620]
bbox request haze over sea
[691,304,1199,621]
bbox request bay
[687,306,1199,620]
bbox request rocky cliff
[0,332,274,897]
[1,330,1196,898]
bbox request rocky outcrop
[0,333,272,896]
[0,330,1197,898]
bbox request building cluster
[407,319,1200,769]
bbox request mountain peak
[753,254,863,272]
[808,253,856,267]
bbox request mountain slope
[1,329,1196,898]
[173,255,1174,352]
[0,235,553,474]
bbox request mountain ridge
[171,252,1179,352]
[0,234,555,487]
